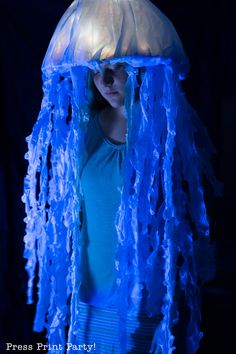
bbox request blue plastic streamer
[23,59,219,353]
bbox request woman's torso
[80,111,126,308]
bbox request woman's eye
[114,64,124,71]
[92,71,100,77]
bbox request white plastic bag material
[42,0,189,76]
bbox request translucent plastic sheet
[43,0,189,77]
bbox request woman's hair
[87,70,109,111]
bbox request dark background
[0,0,235,353]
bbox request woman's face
[91,63,128,108]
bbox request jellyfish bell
[42,0,189,76]
[23,1,218,353]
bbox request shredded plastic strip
[23,61,219,354]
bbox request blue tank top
[80,112,126,307]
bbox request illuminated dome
[43,0,189,75]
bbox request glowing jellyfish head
[42,0,189,76]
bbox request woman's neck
[107,105,126,121]
[99,105,127,144]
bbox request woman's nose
[102,69,114,86]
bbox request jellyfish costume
[22,0,219,353]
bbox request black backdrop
[0,1,235,353]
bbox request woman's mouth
[105,91,118,96]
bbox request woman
[23,1,219,353]
[79,62,162,353]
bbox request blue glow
[22,60,219,354]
